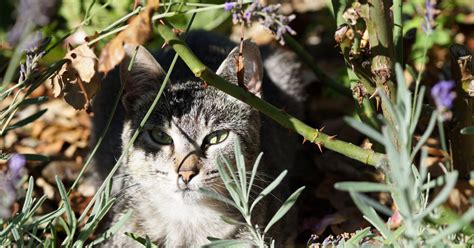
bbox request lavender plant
[336,64,473,247]
[224,0,296,45]
[202,140,305,247]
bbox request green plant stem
[283,34,351,97]
[393,0,403,65]
[157,23,385,166]
[367,0,398,148]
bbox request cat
[87,30,314,247]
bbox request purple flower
[226,0,296,45]
[422,0,435,34]
[224,2,237,12]
[8,0,59,46]
[0,154,26,219]
[9,154,26,178]
[431,80,456,110]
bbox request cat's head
[119,41,262,205]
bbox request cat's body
[88,31,313,247]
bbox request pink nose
[179,170,197,184]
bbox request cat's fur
[88,31,313,247]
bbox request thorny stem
[393,0,403,65]
[157,23,385,166]
[367,0,399,148]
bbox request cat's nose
[178,170,197,184]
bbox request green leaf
[199,188,238,209]
[344,117,385,145]
[263,186,305,234]
[219,215,246,226]
[19,96,48,106]
[247,152,263,201]
[75,198,116,245]
[234,140,247,200]
[56,176,76,246]
[203,239,249,247]
[125,232,159,248]
[250,170,287,213]
[345,227,371,246]
[427,207,474,244]
[411,111,436,161]
[22,177,35,214]
[335,182,393,192]
[350,191,394,240]
[3,109,47,133]
[22,153,50,162]
[36,208,66,226]
[460,126,474,135]
[87,209,133,247]
[416,171,458,221]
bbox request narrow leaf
[4,109,47,132]
[264,186,305,234]
[250,170,287,213]
[335,182,392,192]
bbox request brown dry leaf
[443,180,473,214]
[48,44,100,110]
[98,0,160,74]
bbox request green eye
[150,130,173,145]
[205,130,229,145]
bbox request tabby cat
[88,31,312,247]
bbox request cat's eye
[150,130,173,145]
[204,130,229,145]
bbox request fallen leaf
[48,44,100,110]
[36,177,55,199]
[98,0,160,74]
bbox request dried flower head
[224,0,296,45]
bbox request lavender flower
[8,0,59,46]
[422,0,435,34]
[431,80,456,110]
[224,2,237,11]
[9,154,26,178]
[224,0,296,45]
[0,154,26,219]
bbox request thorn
[161,42,168,49]
[203,81,209,88]
[315,142,323,153]
[302,138,308,144]
[328,135,337,140]
[311,131,319,142]
[172,28,185,36]
[319,126,326,132]
[369,88,378,99]
[375,96,381,110]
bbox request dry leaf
[48,44,100,110]
[98,0,160,74]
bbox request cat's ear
[216,40,263,96]
[120,44,165,109]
